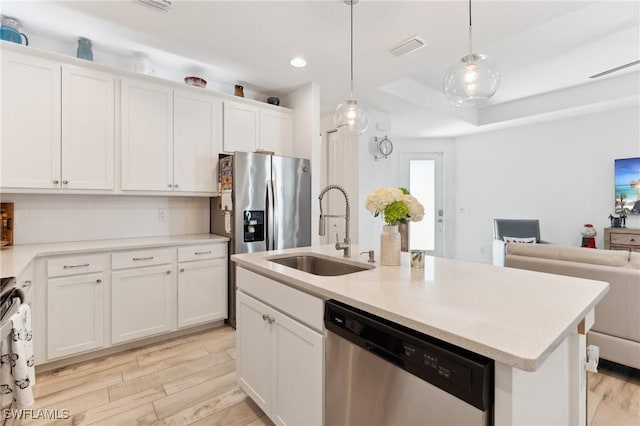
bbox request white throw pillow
[503,236,537,244]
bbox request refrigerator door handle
[272,180,278,250]
[266,179,275,250]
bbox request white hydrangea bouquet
[365,187,424,225]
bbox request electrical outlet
[158,209,167,221]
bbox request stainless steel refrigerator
[211,152,311,327]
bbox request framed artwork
[614,157,640,215]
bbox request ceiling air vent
[387,36,427,58]
[137,0,172,12]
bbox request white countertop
[231,245,609,372]
[0,234,229,278]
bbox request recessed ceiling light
[290,57,307,68]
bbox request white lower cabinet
[237,268,324,426]
[47,272,105,360]
[111,264,176,344]
[178,258,227,327]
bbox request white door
[111,264,176,344]
[223,101,259,153]
[237,291,272,414]
[177,259,227,328]
[47,272,105,359]
[173,90,221,193]
[61,66,115,190]
[272,310,324,426]
[121,78,173,191]
[259,109,293,156]
[402,152,444,256]
[1,52,61,189]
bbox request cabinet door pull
[132,256,154,261]
[174,184,179,188]
[262,313,269,322]
[21,280,32,289]
[96,279,102,284]
[194,251,212,255]
[166,270,171,274]
[62,180,68,185]
[53,179,60,184]
[179,268,185,273]
[63,263,90,269]
[168,183,173,188]
[631,238,636,242]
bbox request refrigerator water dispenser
[243,210,264,242]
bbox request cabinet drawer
[611,234,640,247]
[48,254,105,278]
[178,243,226,262]
[237,267,323,331]
[112,248,173,270]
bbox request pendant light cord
[468,0,473,57]
[350,0,354,99]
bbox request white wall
[282,83,322,245]
[1,195,210,245]
[453,106,640,262]
[357,109,393,252]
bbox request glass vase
[380,224,401,266]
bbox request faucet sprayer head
[319,214,326,236]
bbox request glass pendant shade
[444,54,500,107]
[334,99,369,135]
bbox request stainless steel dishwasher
[325,300,493,426]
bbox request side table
[604,227,640,252]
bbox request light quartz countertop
[0,234,229,278]
[232,245,609,372]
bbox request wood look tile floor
[26,326,640,425]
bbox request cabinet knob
[179,268,185,273]
[96,279,102,284]
[631,238,636,242]
[174,184,179,188]
[168,184,173,188]
[62,180,68,185]
[166,270,171,275]
[267,315,275,324]
[53,179,59,184]
[21,280,32,289]
[262,313,269,322]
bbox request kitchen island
[232,244,609,426]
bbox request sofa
[503,243,640,370]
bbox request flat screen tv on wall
[615,157,640,215]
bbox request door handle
[266,180,275,250]
[271,180,278,250]
[63,263,90,269]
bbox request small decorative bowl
[267,96,280,106]
[184,76,207,88]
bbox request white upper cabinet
[173,90,222,193]
[223,100,294,156]
[121,78,174,191]
[223,100,259,153]
[62,66,115,190]
[1,52,61,189]
[259,108,293,155]
[122,80,222,194]
[1,51,115,190]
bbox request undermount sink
[268,254,373,276]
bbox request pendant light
[334,0,369,135]
[443,0,500,107]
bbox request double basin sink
[268,254,373,276]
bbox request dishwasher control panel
[325,300,494,411]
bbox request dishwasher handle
[364,340,405,368]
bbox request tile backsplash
[0,194,210,245]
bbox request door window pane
[409,160,435,251]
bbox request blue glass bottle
[76,37,93,61]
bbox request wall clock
[375,136,393,160]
